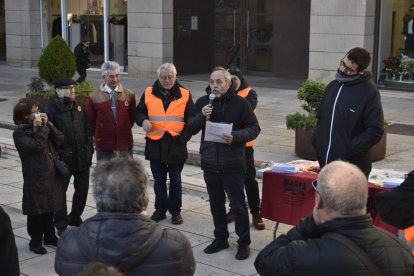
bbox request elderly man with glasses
[255,161,414,275]
[312,47,384,178]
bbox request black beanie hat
[54,78,75,88]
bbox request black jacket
[0,207,19,276]
[55,212,195,276]
[187,83,260,173]
[13,122,64,215]
[376,170,414,229]
[135,80,195,164]
[74,42,90,69]
[47,98,94,171]
[255,215,414,276]
[312,73,384,176]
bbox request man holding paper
[187,66,260,260]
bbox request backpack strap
[323,232,384,276]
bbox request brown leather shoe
[252,213,265,230]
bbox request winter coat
[47,98,94,171]
[13,123,64,215]
[255,214,414,276]
[86,83,136,151]
[55,212,195,276]
[376,170,414,229]
[135,80,195,164]
[74,42,90,70]
[187,83,260,173]
[0,206,19,276]
[312,73,384,176]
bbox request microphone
[209,92,216,105]
[207,93,216,120]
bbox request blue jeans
[150,160,184,214]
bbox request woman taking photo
[13,98,64,254]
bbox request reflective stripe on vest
[238,87,256,147]
[145,87,189,140]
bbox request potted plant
[286,79,326,160]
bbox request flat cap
[54,78,75,88]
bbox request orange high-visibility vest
[399,226,414,255]
[238,87,257,147]
[144,87,189,140]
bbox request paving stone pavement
[0,64,413,275]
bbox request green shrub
[75,80,95,97]
[38,35,76,85]
[27,77,45,93]
[286,79,327,130]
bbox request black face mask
[337,68,359,78]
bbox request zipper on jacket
[325,84,344,165]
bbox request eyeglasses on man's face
[312,180,318,191]
[339,59,358,75]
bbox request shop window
[378,0,414,89]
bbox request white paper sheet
[204,121,233,143]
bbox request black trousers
[204,171,250,246]
[27,212,55,246]
[244,147,260,214]
[76,65,87,83]
[54,167,90,229]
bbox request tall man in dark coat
[312,47,384,178]
[47,78,94,235]
[135,63,195,225]
[255,161,414,275]
[186,67,260,260]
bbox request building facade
[1,0,413,90]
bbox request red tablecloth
[261,170,398,234]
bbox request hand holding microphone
[204,92,216,120]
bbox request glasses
[339,59,357,75]
[312,180,318,191]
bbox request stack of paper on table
[272,163,300,174]
[382,178,404,188]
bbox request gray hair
[92,158,149,213]
[157,63,177,78]
[317,161,368,216]
[212,66,232,84]
[101,61,120,77]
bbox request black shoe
[44,236,58,247]
[172,213,183,225]
[29,245,47,255]
[226,209,234,223]
[204,239,229,254]
[235,245,250,260]
[150,210,167,222]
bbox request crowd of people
[3,47,414,275]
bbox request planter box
[294,129,317,161]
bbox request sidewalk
[0,64,414,275]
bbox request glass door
[244,0,273,72]
[213,0,273,72]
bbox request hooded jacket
[312,73,384,176]
[255,214,414,276]
[55,212,195,276]
[187,82,260,173]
